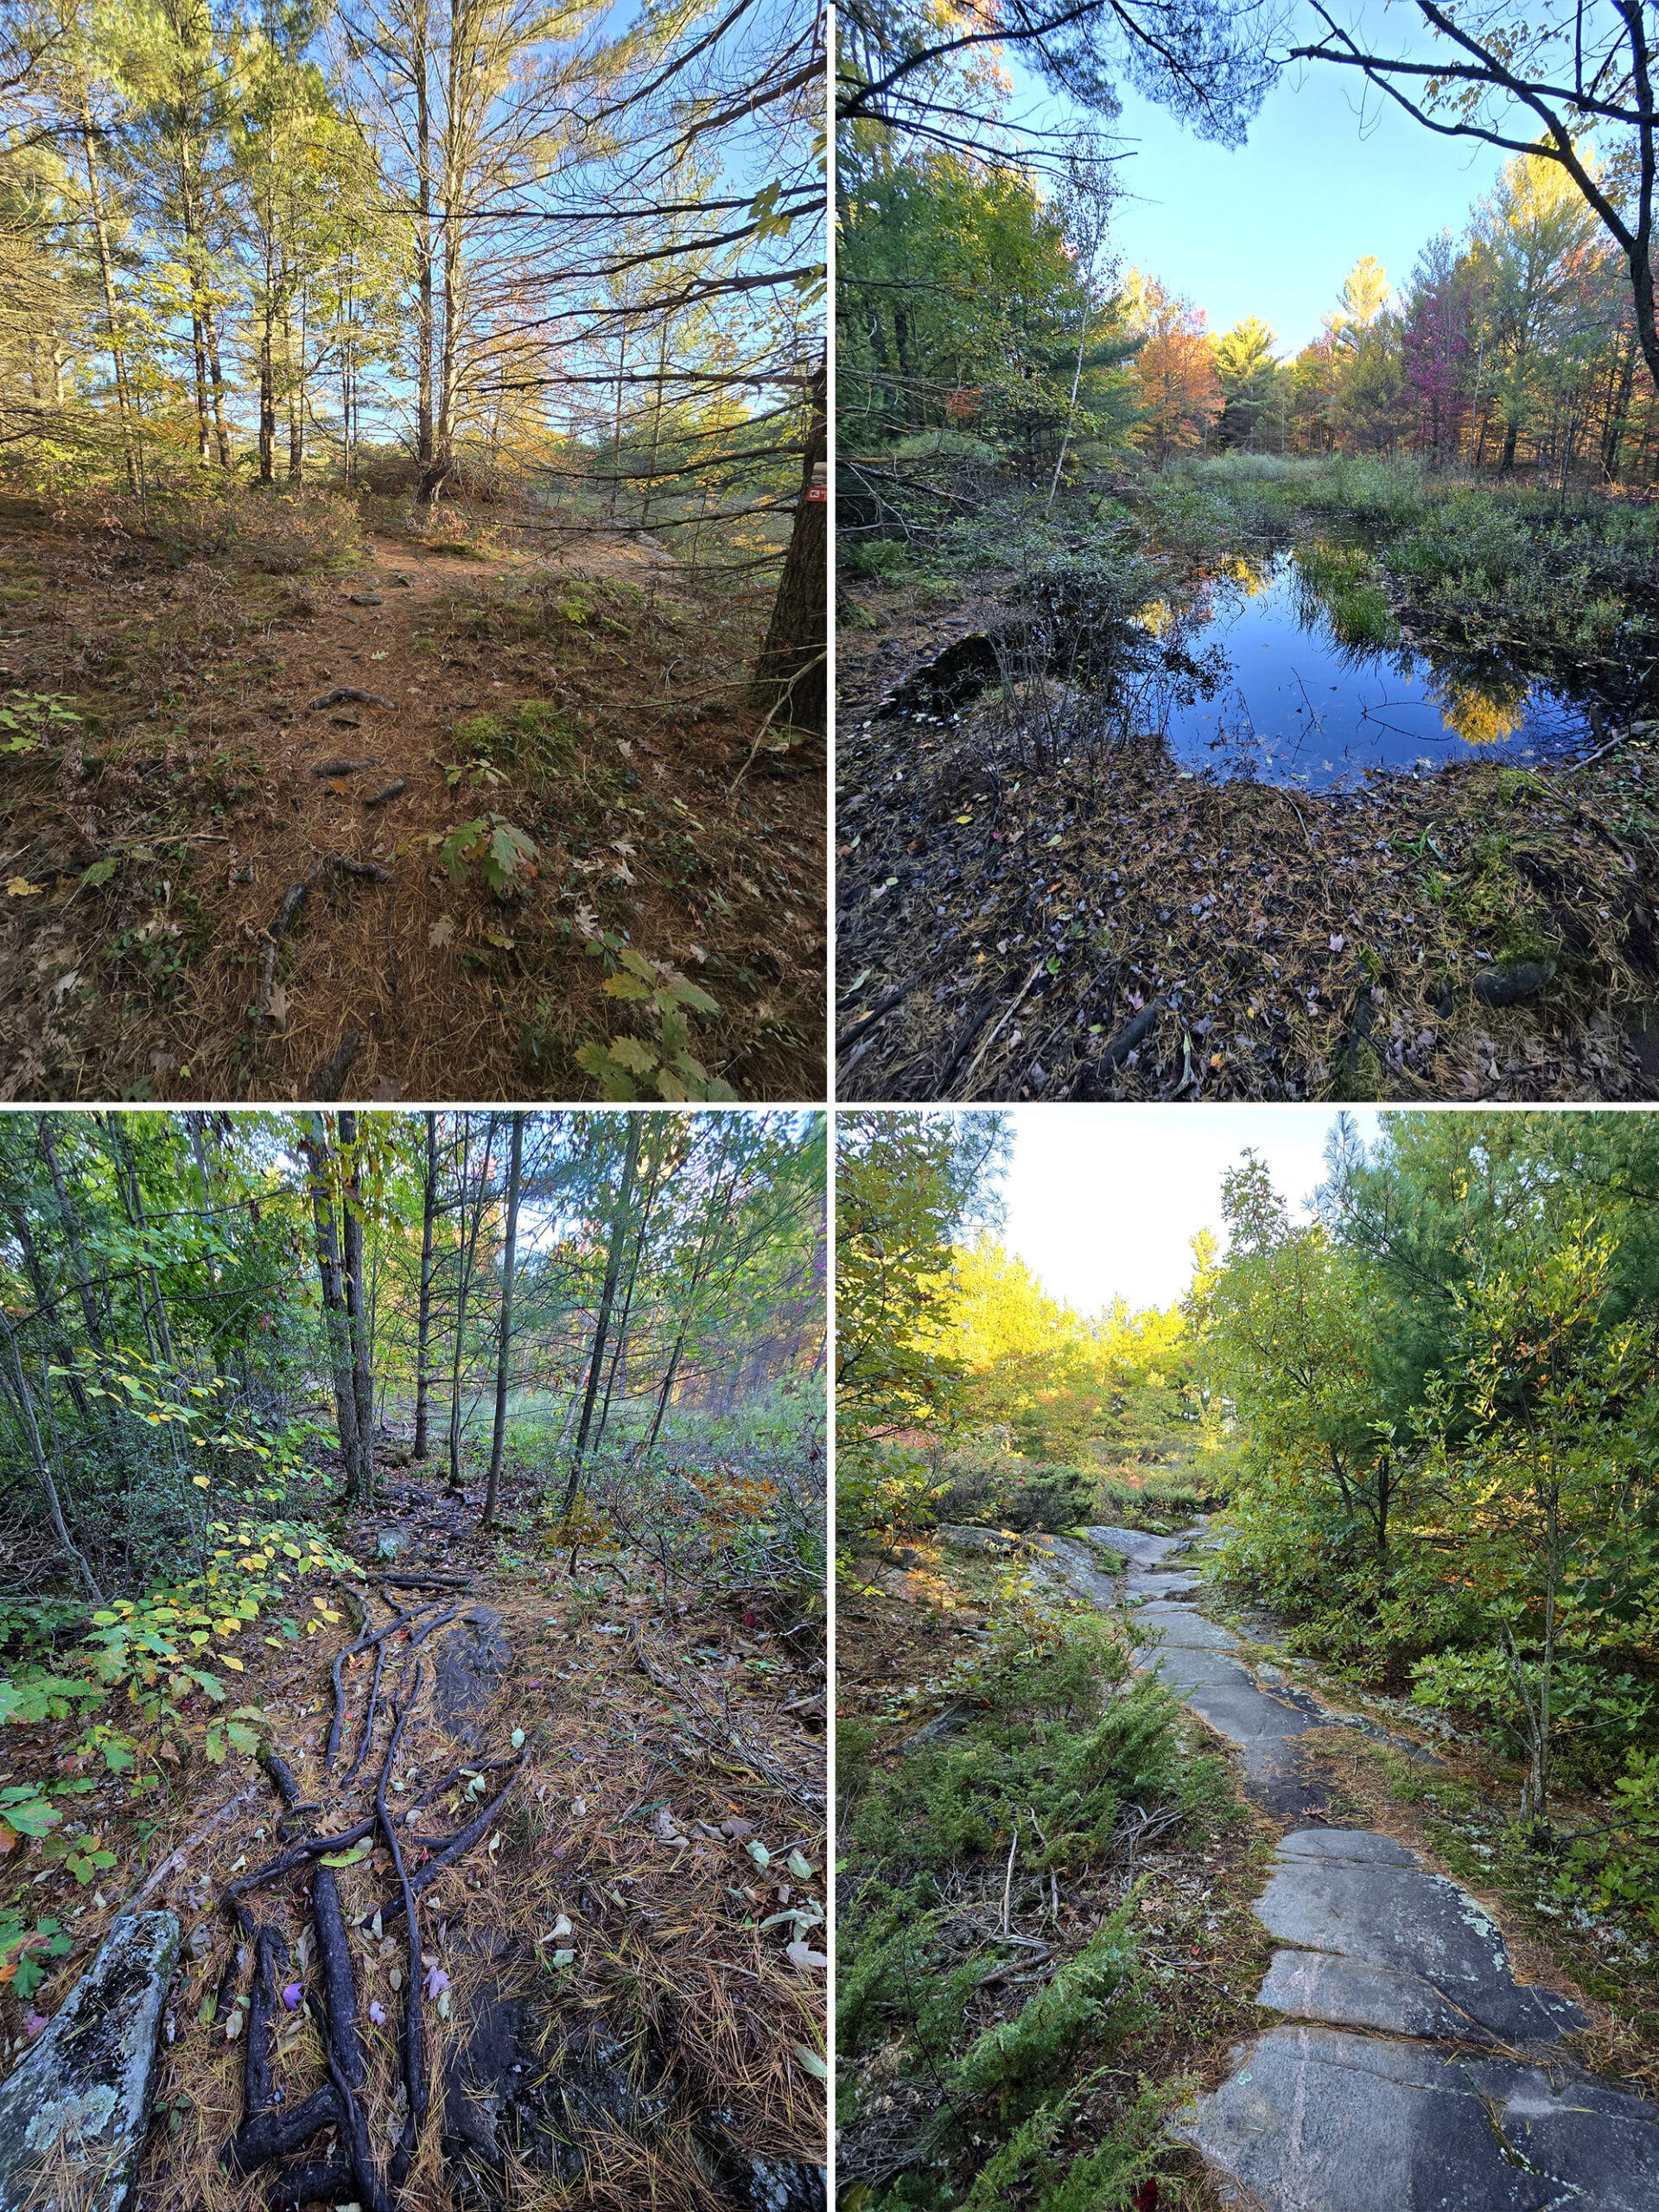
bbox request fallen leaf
[6,877,43,898]
[267,983,289,1030]
[429,915,455,949]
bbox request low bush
[837,1606,1236,2209]
[933,1437,1096,1532]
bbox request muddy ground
[836,573,1659,1103]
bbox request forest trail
[0,497,823,1102]
[1041,1523,1659,2210]
[0,1459,827,2212]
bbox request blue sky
[1002,18,1510,354]
[995,1105,1382,1313]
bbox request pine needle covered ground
[0,490,823,1103]
[0,1457,828,2212]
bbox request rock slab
[434,1605,513,1749]
[0,1910,180,2212]
[1254,1828,1587,2048]
[1185,2023,1659,2212]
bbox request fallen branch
[308,688,397,712]
[378,1751,531,1925]
[632,1627,824,1809]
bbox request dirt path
[0,499,823,1100]
[0,1466,827,2212]
[1042,1524,1659,2209]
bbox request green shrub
[1557,1749,1659,1929]
[947,1904,1146,2112]
[448,699,581,789]
[842,537,913,581]
[935,1437,1096,1532]
[836,1438,942,1542]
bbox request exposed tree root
[214,1580,524,2210]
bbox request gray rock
[1078,1523,1182,1567]
[1276,1828,1419,1867]
[1473,958,1555,1007]
[1252,1834,1587,2045]
[901,1701,975,1752]
[933,1525,1015,1555]
[1127,1570,1200,1599]
[1030,1535,1119,1607]
[0,1910,180,2212]
[1259,1948,1529,2048]
[376,1529,409,1560]
[742,2158,826,2210]
[1183,2024,1659,2212]
[1134,1602,1239,1649]
[434,1606,513,1749]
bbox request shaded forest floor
[0,1451,828,2210]
[836,540,1659,1103]
[0,490,824,1102]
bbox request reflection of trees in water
[1432,674,1528,746]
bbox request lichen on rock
[0,1910,180,2212]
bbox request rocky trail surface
[0,1473,827,2212]
[1040,1522,1659,2209]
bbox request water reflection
[1136,546,1592,790]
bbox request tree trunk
[39,1120,108,1357]
[0,1306,103,1603]
[482,1114,524,1528]
[76,86,137,493]
[447,1116,497,1492]
[413,1111,438,1459]
[415,0,434,474]
[748,353,827,734]
[561,1116,642,1516]
[338,1110,375,1503]
[302,1116,365,1496]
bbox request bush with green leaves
[575,941,734,1100]
[836,1438,942,1546]
[931,1436,1096,1533]
[1557,1749,1659,1929]
[0,691,81,756]
[438,813,539,899]
[838,1607,1233,2210]
[0,1913,72,2000]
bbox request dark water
[1142,548,1595,791]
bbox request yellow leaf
[219,1653,245,1671]
[192,1475,210,1489]
[6,878,43,898]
